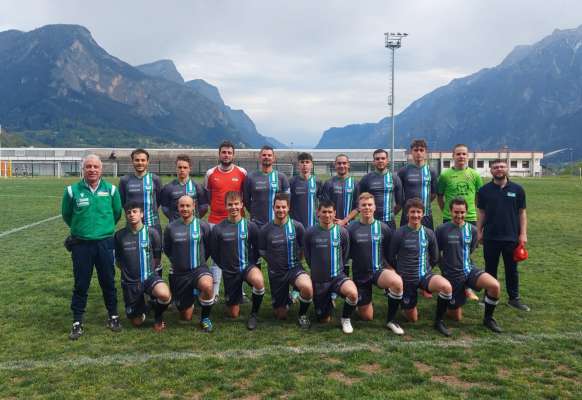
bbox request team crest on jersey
[139,239,149,249]
[97,191,109,197]
[76,197,90,207]
[420,238,428,248]
[372,233,381,242]
[191,231,200,240]
[239,231,247,240]
[186,190,195,196]
[144,183,152,190]
[507,192,516,197]
[270,181,278,189]
[332,238,340,247]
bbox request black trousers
[483,240,519,300]
[70,237,118,322]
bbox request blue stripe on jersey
[138,225,150,282]
[285,218,297,269]
[237,219,248,271]
[189,219,200,270]
[330,225,340,277]
[420,166,431,215]
[343,177,354,218]
[371,220,382,272]
[383,173,393,222]
[268,171,279,222]
[307,176,317,227]
[462,223,472,276]
[143,173,153,225]
[185,179,195,197]
[418,227,428,279]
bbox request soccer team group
[61,139,528,340]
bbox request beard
[220,159,233,168]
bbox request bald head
[178,195,195,221]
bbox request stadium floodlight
[385,32,408,172]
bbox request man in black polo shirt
[477,159,529,311]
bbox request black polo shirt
[477,180,526,242]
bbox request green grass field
[0,176,581,399]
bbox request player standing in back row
[243,145,290,228]
[119,149,163,274]
[398,140,438,230]
[161,154,208,222]
[289,152,322,229]
[204,141,247,300]
[321,154,359,227]
[358,149,403,230]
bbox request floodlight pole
[385,32,407,172]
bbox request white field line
[1,331,580,371]
[0,215,61,238]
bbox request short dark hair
[224,191,243,206]
[260,145,274,153]
[410,139,427,150]
[176,154,191,165]
[490,158,507,167]
[273,193,290,206]
[452,144,468,153]
[373,149,388,158]
[297,152,313,162]
[405,198,424,214]
[219,140,235,152]
[335,153,349,162]
[449,197,468,211]
[131,148,150,160]
[318,199,336,211]
[123,201,142,212]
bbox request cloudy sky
[2,0,582,146]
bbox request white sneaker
[386,321,404,335]
[340,318,353,334]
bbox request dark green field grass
[0,176,581,399]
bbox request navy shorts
[122,274,164,318]
[354,270,384,306]
[169,267,212,311]
[313,273,350,319]
[447,268,485,310]
[223,265,260,306]
[401,273,435,310]
[268,267,308,309]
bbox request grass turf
[0,176,581,399]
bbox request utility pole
[385,32,408,172]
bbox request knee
[358,307,373,321]
[274,308,288,320]
[300,285,313,299]
[130,318,144,327]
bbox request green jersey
[61,179,123,240]
[437,167,482,222]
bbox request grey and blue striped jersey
[358,171,403,223]
[289,175,322,228]
[163,218,212,274]
[210,219,260,273]
[119,173,162,226]
[303,224,350,283]
[160,178,208,222]
[259,218,305,273]
[436,222,478,281]
[321,176,359,220]
[114,225,162,284]
[397,165,438,215]
[387,225,439,283]
[347,220,392,280]
[243,170,290,227]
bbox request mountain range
[0,24,284,148]
[317,25,582,159]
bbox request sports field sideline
[0,176,581,399]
